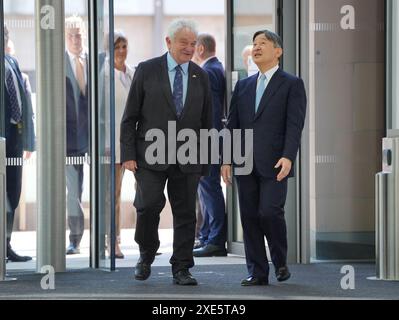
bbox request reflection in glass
[3,0,36,267]
[307,0,384,260]
[64,0,90,268]
[233,0,275,80]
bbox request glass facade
[1,0,399,271]
[303,0,385,261]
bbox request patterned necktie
[75,55,86,96]
[255,74,267,112]
[5,66,22,123]
[172,65,183,117]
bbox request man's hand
[123,160,138,173]
[275,157,292,182]
[221,164,232,185]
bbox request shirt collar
[258,64,279,81]
[167,52,189,75]
[67,49,86,60]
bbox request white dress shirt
[257,64,279,93]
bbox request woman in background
[113,31,134,258]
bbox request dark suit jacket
[65,52,89,156]
[4,55,35,152]
[226,68,307,178]
[202,57,225,131]
[120,53,213,175]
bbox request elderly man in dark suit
[222,30,307,286]
[121,19,212,285]
[64,16,89,255]
[3,25,35,262]
[192,34,227,257]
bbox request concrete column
[35,0,66,273]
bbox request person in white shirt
[113,31,134,259]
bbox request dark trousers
[66,163,85,245]
[134,165,200,274]
[6,125,23,240]
[197,164,226,247]
[236,167,288,279]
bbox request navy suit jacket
[202,57,225,131]
[4,55,35,152]
[65,52,89,156]
[226,68,307,179]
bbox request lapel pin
[192,75,197,78]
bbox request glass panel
[231,0,276,243]
[307,0,385,260]
[389,0,399,130]
[96,0,113,269]
[3,0,36,270]
[233,0,276,81]
[65,1,90,268]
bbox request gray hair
[253,30,283,49]
[65,15,86,36]
[167,19,198,40]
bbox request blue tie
[5,66,22,123]
[173,65,184,117]
[255,74,267,113]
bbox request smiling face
[166,28,197,65]
[114,39,128,65]
[251,33,282,73]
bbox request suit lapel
[159,54,178,117]
[246,74,258,121]
[254,68,285,120]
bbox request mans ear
[276,47,283,59]
[166,36,172,49]
[198,44,205,56]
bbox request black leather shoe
[66,243,80,255]
[275,266,291,282]
[134,261,151,280]
[7,248,32,262]
[241,276,269,286]
[173,270,198,286]
[193,244,227,257]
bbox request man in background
[192,33,227,257]
[3,25,35,262]
[65,15,89,255]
